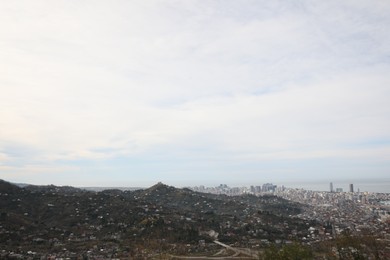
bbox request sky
[1,0,390,190]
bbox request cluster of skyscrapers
[330,182,354,193]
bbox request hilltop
[0,179,309,258]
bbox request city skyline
[1,1,390,188]
[3,178,389,194]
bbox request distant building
[336,188,343,192]
[262,183,276,192]
[349,183,354,193]
[330,182,334,193]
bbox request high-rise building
[330,182,334,193]
[349,183,354,193]
[262,183,276,192]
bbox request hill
[0,180,310,258]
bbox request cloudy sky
[1,0,390,189]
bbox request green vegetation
[261,242,313,260]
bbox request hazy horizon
[1,1,390,189]
[6,177,390,194]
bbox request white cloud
[1,0,390,185]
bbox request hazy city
[1,0,390,259]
